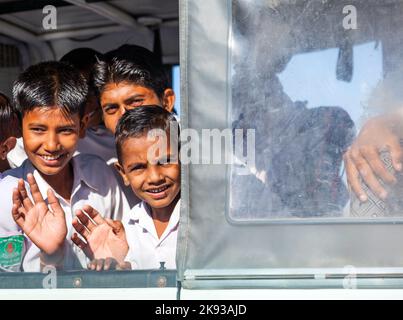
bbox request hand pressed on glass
[344,115,403,202]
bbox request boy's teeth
[148,186,168,193]
[41,155,62,161]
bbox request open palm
[72,205,128,264]
[12,174,67,255]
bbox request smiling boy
[91,45,176,207]
[0,61,129,271]
[94,44,176,135]
[69,106,181,270]
[7,48,105,170]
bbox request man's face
[100,82,163,134]
[117,135,180,209]
[22,107,82,176]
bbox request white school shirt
[76,125,116,165]
[123,199,180,270]
[7,137,26,169]
[0,175,30,272]
[0,153,131,271]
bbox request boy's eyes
[103,105,119,115]
[128,157,177,172]
[59,128,75,134]
[103,99,145,114]
[30,127,45,133]
[157,156,177,166]
[128,99,144,108]
[29,127,75,134]
[130,164,147,172]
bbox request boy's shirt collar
[23,156,98,204]
[129,199,180,244]
[70,157,99,192]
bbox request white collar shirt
[76,125,117,165]
[6,137,26,169]
[123,200,180,270]
[0,153,130,271]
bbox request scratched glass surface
[229,0,403,220]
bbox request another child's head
[61,48,104,129]
[115,105,180,209]
[93,45,175,134]
[0,92,20,168]
[13,61,88,177]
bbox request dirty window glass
[230,0,403,220]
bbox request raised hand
[11,173,67,255]
[71,205,129,268]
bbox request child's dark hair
[60,48,103,111]
[115,105,178,164]
[60,48,102,76]
[13,61,88,118]
[0,92,20,142]
[93,45,169,100]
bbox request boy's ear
[0,137,16,160]
[79,114,89,139]
[162,88,175,113]
[114,161,130,186]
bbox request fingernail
[359,195,367,202]
[397,163,402,171]
[380,191,388,200]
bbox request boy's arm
[71,205,129,270]
[11,173,67,270]
[39,245,65,270]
